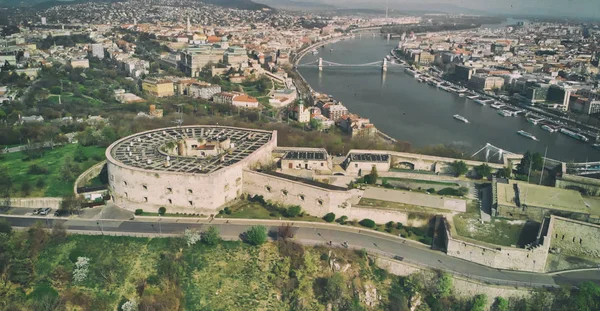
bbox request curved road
[1,215,598,287]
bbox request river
[298,35,600,162]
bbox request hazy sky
[316,0,600,19]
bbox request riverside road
[2,215,598,288]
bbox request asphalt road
[2,215,598,288]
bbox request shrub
[36,179,45,189]
[396,222,404,230]
[224,207,232,215]
[201,226,220,245]
[320,253,329,261]
[245,225,267,246]
[286,205,302,217]
[427,188,436,193]
[158,207,166,216]
[420,237,433,245]
[359,219,376,228]
[269,212,277,217]
[323,212,336,222]
[134,209,143,215]
[336,216,348,224]
[385,221,395,228]
[28,164,49,175]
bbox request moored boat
[560,128,589,142]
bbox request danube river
[298,36,600,162]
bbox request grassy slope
[0,144,106,197]
[26,234,389,310]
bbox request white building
[91,43,104,59]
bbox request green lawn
[0,144,106,197]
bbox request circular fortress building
[106,126,277,214]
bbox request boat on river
[517,130,538,141]
[453,114,469,123]
[560,128,589,142]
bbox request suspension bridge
[297,57,404,72]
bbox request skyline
[264,0,600,19]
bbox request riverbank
[297,36,600,161]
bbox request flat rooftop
[497,181,588,214]
[283,151,327,161]
[347,153,390,163]
[108,126,273,174]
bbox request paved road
[2,215,598,287]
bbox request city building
[179,45,227,77]
[189,82,221,100]
[70,58,90,68]
[142,78,175,97]
[469,74,504,90]
[290,102,310,123]
[90,43,104,59]
[223,46,249,68]
[232,94,259,109]
[454,65,475,81]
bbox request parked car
[39,208,52,215]
[393,255,404,261]
[32,208,41,215]
[54,209,69,217]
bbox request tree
[158,206,166,216]
[450,160,468,176]
[201,226,220,245]
[322,212,335,222]
[370,165,378,180]
[0,167,13,203]
[474,163,492,179]
[492,297,509,311]
[496,167,512,178]
[73,256,90,284]
[286,205,302,217]
[246,225,267,246]
[60,194,83,215]
[322,272,346,305]
[59,156,80,182]
[73,144,88,162]
[471,294,487,311]
[572,281,600,311]
[359,219,376,228]
[121,299,138,311]
[435,272,452,298]
[277,223,295,240]
[184,229,201,247]
[21,180,32,196]
[0,218,12,234]
[518,151,543,174]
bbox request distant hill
[0,0,273,11]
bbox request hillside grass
[0,144,106,197]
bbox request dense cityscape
[0,0,600,310]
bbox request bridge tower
[382,58,388,72]
[318,57,323,71]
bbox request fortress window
[143,197,148,202]
[110,174,114,181]
[321,163,324,166]
[188,189,193,194]
[265,186,272,192]
[282,190,288,196]
[167,187,173,194]
[123,181,128,186]
[573,237,576,242]
[580,238,582,244]
[143,185,147,190]
[355,163,358,168]
[124,192,128,198]
[168,199,172,204]
[299,194,305,201]
[562,235,565,240]
[224,184,230,191]
[317,199,323,206]
[189,201,193,206]
[236,177,241,186]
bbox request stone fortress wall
[107,126,277,214]
[443,216,551,273]
[549,216,600,259]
